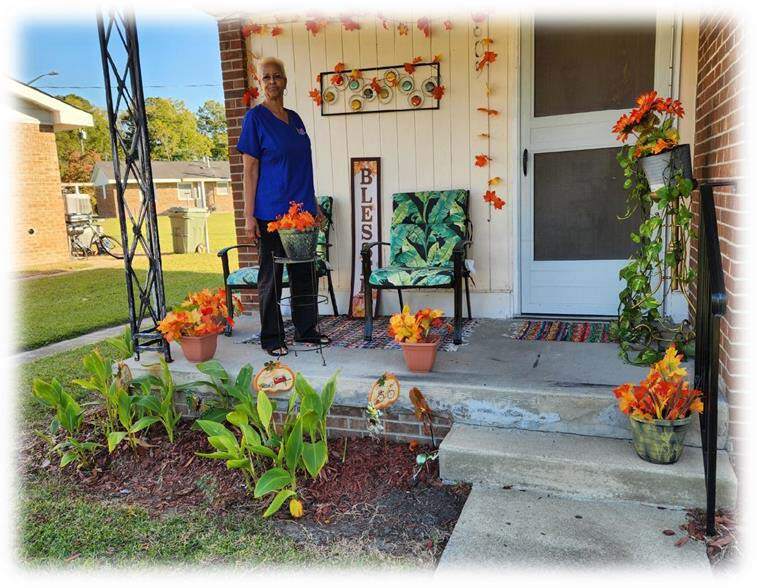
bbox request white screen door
[520,16,675,315]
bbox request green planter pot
[629,414,693,464]
[278,227,318,261]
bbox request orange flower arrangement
[267,202,317,233]
[613,345,703,421]
[388,306,449,344]
[612,91,685,158]
[157,288,242,342]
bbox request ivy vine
[610,145,696,365]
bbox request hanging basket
[638,143,694,191]
[628,414,693,464]
[278,227,318,261]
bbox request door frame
[516,13,679,316]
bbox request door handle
[522,149,528,176]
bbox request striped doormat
[509,320,613,343]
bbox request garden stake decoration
[610,91,696,365]
[613,345,703,464]
[409,387,436,447]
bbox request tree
[55,94,112,182]
[121,97,212,161]
[197,99,228,160]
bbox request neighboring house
[9,78,93,268]
[91,159,232,217]
[213,13,744,457]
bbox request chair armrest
[453,239,472,256]
[217,243,257,258]
[360,241,391,255]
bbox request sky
[12,8,224,112]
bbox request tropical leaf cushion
[316,195,332,261]
[368,264,454,287]
[389,190,468,267]
[227,258,329,287]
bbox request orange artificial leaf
[241,24,253,38]
[476,50,498,71]
[341,16,360,31]
[493,196,506,210]
[477,107,499,116]
[242,87,259,107]
[330,74,344,86]
[432,53,443,63]
[482,37,494,46]
[485,83,493,96]
[309,88,322,106]
[443,20,453,30]
[431,85,445,100]
[305,19,327,36]
[409,387,432,421]
[398,22,409,36]
[478,132,490,138]
[271,26,283,37]
[349,69,362,81]
[417,17,431,37]
[370,77,382,93]
[315,73,322,83]
[334,62,346,73]
[474,154,491,167]
[488,176,502,186]
[404,62,416,74]
[413,56,423,63]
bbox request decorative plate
[362,85,377,101]
[322,86,338,104]
[347,77,363,92]
[368,373,401,410]
[398,75,415,94]
[253,360,295,394]
[408,91,424,108]
[377,83,393,104]
[349,95,363,111]
[421,76,438,97]
[383,68,400,86]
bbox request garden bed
[22,423,469,563]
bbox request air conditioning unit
[65,193,93,215]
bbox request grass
[16,213,241,351]
[16,344,406,568]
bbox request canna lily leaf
[301,440,328,478]
[107,431,128,453]
[256,390,273,434]
[130,416,160,433]
[285,419,303,473]
[263,489,296,518]
[254,467,292,498]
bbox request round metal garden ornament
[368,372,400,410]
[398,75,415,94]
[347,77,363,92]
[384,68,400,85]
[377,84,393,104]
[421,76,438,96]
[254,360,295,394]
[408,91,424,108]
[349,95,363,111]
[322,86,338,104]
[362,85,377,101]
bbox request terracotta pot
[399,334,440,373]
[628,414,693,464]
[178,333,219,363]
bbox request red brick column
[217,17,257,312]
[691,13,745,463]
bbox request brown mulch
[21,423,469,560]
[679,508,740,568]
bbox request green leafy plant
[195,368,337,518]
[106,327,135,358]
[192,359,255,422]
[32,378,100,469]
[132,359,184,443]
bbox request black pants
[257,218,319,350]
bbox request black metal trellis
[96,9,171,361]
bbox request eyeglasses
[261,74,285,82]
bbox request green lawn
[16,344,393,568]
[17,213,241,351]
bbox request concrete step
[436,485,710,572]
[439,424,737,509]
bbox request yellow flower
[289,498,304,518]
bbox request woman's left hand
[315,204,324,226]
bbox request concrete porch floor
[131,315,727,447]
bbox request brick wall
[218,17,257,312]
[691,13,745,462]
[13,122,71,268]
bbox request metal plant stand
[273,255,328,366]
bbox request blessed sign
[349,157,381,318]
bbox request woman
[237,57,327,357]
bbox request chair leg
[327,271,339,316]
[453,278,462,345]
[364,281,374,341]
[465,275,472,319]
[397,288,404,310]
[225,285,235,336]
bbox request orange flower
[330,74,344,86]
[157,288,240,342]
[398,22,409,36]
[476,51,498,71]
[417,17,431,37]
[271,26,283,37]
[483,190,506,209]
[267,202,317,233]
[242,87,259,107]
[309,88,322,106]
[341,16,360,31]
[388,306,446,343]
[474,154,491,167]
[333,62,346,73]
[305,19,327,36]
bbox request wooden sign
[349,157,381,318]
[253,361,295,394]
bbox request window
[178,182,194,201]
[216,182,229,195]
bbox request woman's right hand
[245,217,260,242]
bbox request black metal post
[96,9,171,361]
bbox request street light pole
[27,70,59,86]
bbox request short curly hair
[259,56,287,78]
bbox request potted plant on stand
[613,345,703,464]
[388,306,447,373]
[158,288,241,362]
[267,201,319,261]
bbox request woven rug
[508,320,613,343]
[238,316,479,352]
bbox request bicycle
[68,216,124,259]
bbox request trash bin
[166,207,209,253]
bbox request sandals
[294,333,332,345]
[264,345,289,357]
